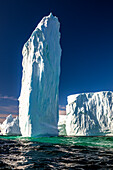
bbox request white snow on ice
[0,114,21,136]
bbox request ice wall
[19,13,61,137]
[58,115,67,136]
[66,91,113,136]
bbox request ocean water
[0,136,113,169]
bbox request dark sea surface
[0,136,113,169]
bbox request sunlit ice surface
[19,13,61,137]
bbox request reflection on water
[0,136,113,169]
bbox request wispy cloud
[0,118,5,123]
[0,95,18,101]
[0,105,18,114]
[59,105,66,110]
[59,110,66,115]
[59,105,66,115]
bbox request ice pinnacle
[19,13,61,137]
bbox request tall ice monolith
[19,13,61,137]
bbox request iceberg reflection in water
[0,136,113,169]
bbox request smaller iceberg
[0,114,21,136]
[58,115,66,136]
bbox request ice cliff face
[0,114,21,136]
[19,13,61,137]
[66,91,113,136]
[58,115,66,136]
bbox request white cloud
[0,105,18,114]
[0,94,17,101]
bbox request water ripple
[0,137,113,169]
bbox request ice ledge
[67,91,113,105]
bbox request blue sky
[0,0,113,120]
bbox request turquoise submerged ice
[66,91,113,136]
[19,13,61,137]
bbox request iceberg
[0,114,21,136]
[19,13,61,137]
[66,91,113,136]
[58,115,66,136]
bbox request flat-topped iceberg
[66,91,113,136]
[0,114,21,136]
[19,13,61,137]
